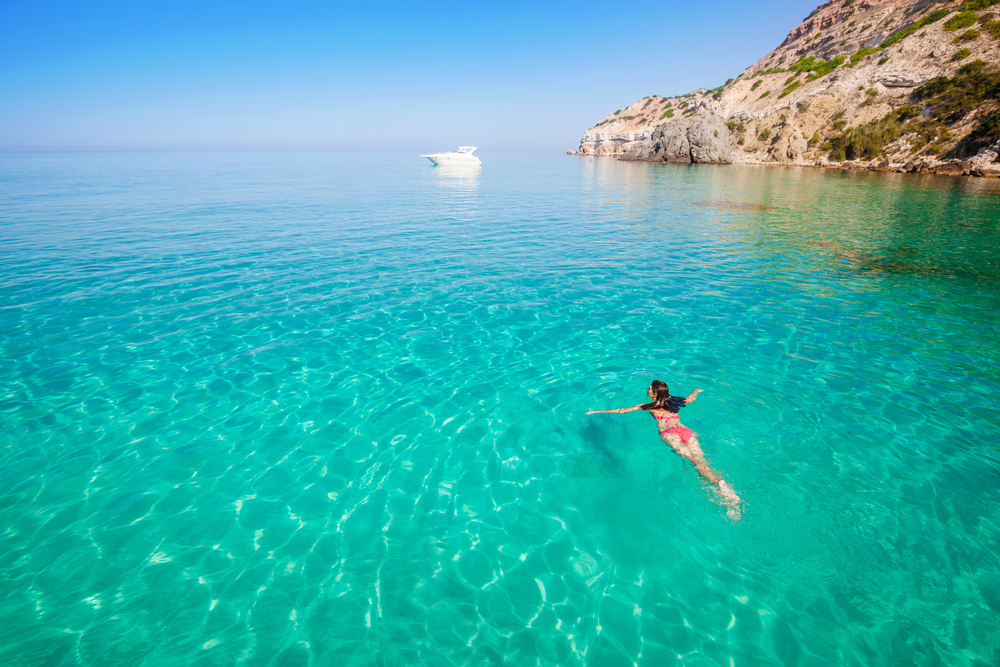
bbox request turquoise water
[2,151,1000,666]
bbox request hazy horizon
[2,0,819,152]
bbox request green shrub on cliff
[823,59,1000,160]
[759,91,771,99]
[758,129,771,141]
[751,66,789,79]
[962,0,1000,9]
[882,9,952,48]
[944,11,978,31]
[896,104,922,121]
[779,81,802,98]
[981,18,1000,39]
[848,47,880,67]
[786,55,846,81]
[751,80,762,92]
[969,109,1000,144]
[915,77,950,99]
[954,29,980,42]
[955,47,973,60]
[920,60,1000,122]
[826,106,916,160]
[659,109,675,119]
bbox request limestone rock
[768,123,807,162]
[972,164,1000,177]
[878,73,928,88]
[935,161,970,176]
[968,148,999,167]
[622,113,732,164]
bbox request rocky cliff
[575,0,1000,174]
[618,113,733,163]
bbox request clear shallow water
[1,151,1000,667]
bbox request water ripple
[1,152,999,666]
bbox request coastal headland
[571,0,1000,177]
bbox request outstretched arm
[685,389,704,404]
[586,404,644,415]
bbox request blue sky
[1,1,819,151]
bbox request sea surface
[1,151,999,667]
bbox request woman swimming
[587,380,742,516]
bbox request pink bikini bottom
[654,415,695,444]
[660,426,695,444]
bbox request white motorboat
[420,146,481,166]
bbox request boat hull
[421,154,482,166]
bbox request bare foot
[717,481,742,519]
[718,480,741,503]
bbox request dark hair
[642,379,672,411]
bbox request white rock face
[878,73,930,88]
[620,113,733,163]
[969,146,1000,167]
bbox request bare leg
[661,431,741,515]
[689,454,722,485]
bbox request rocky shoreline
[567,148,1000,178]
[814,147,1000,176]
[729,136,1000,176]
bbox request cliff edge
[575,0,1000,174]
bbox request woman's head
[647,380,670,407]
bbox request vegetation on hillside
[779,80,802,98]
[589,0,1000,162]
[820,60,1000,161]
[882,8,952,47]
